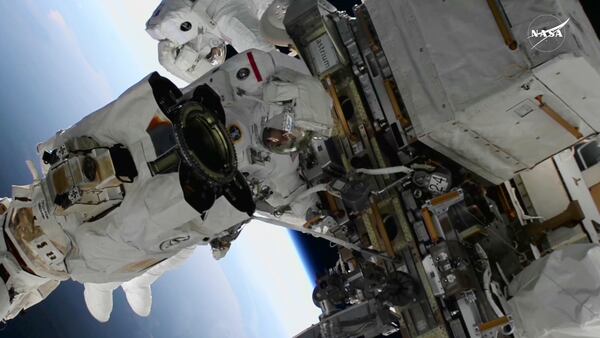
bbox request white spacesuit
[0,49,332,322]
[146,0,281,83]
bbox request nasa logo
[527,15,570,53]
[159,235,191,251]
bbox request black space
[581,0,600,36]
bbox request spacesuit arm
[215,10,274,53]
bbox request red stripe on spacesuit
[246,52,263,82]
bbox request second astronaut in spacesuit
[145,0,292,83]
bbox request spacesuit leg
[78,246,199,321]
[83,282,121,322]
[120,246,196,317]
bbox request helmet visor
[261,111,310,154]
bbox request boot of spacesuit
[146,0,275,83]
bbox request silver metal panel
[533,54,600,132]
[363,0,455,135]
[449,319,468,338]
[518,158,570,219]
[457,293,483,338]
[458,74,592,162]
[308,34,340,75]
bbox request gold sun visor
[261,109,311,154]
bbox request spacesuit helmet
[260,71,334,154]
[261,108,311,154]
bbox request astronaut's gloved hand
[292,191,338,234]
[210,242,231,260]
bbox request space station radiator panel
[364,0,600,183]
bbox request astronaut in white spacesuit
[145,0,292,83]
[0,49,332,322]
